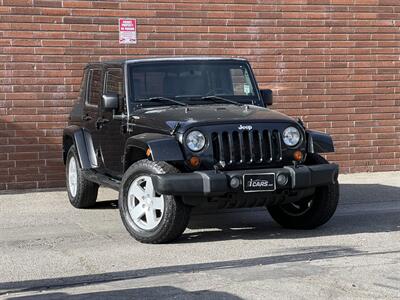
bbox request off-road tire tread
[119,159,191,244]
[66,146,99,208]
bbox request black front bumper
[151,164,339,196]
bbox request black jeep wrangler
[63,57,339,244]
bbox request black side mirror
[102,93,119,111]
[260,89,273,107]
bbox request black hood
[131,104,298,133]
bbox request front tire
[66,146,99,208]
[119,160,191,244]
[267,154,339,229]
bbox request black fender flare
[63,125,98,169]
[306,129,335,153]
[124,133,184,169]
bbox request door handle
[82,115,92,121]
[95,118,109,129]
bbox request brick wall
[1,0,399,190]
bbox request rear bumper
[151,164,339,196]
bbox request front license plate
[243,173,276,193]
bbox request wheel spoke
[145,209,158,228]
[130,205,145,221]
[144,178,155,197]
[152,196,164,210]
[131,183,146,201]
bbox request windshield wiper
[201,95,242,106]
[137,97,187,107]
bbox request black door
[82,67,104,170]
[97,68,127,178]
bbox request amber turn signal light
[293,150,303,161]
[188,156,201,168]
[146,148,152,157]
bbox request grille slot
[211,129,283,166]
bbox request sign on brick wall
[119,18,137,44]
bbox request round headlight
[185,130,206,152]
[283,126,301,147]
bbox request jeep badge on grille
[238,125,253,130]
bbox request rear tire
[66,145,99,208]
[267,154,339,229]
[119,159,191,244]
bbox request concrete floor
[0,172,399,299]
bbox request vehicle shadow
[93,199,118,209]
[2,245,397,297]
[7,286,242,300]
[180,183,400,243]
[90,183,400,243]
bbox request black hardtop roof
[85,57,248,68]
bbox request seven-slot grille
[211,129,283,166]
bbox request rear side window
[79,69,89,102]
[105,69,124,96]
[87,69,102,106]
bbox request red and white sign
[119,18,137,44]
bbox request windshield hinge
[170,122,181,135]
[297,118,305,128]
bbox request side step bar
[82,170,121,191]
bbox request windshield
[128,61,260,109]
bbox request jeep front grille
[211,129,283,166]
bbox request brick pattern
[0,0,399,190]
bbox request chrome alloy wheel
[127,175,165,231]
[68,156,78,197]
